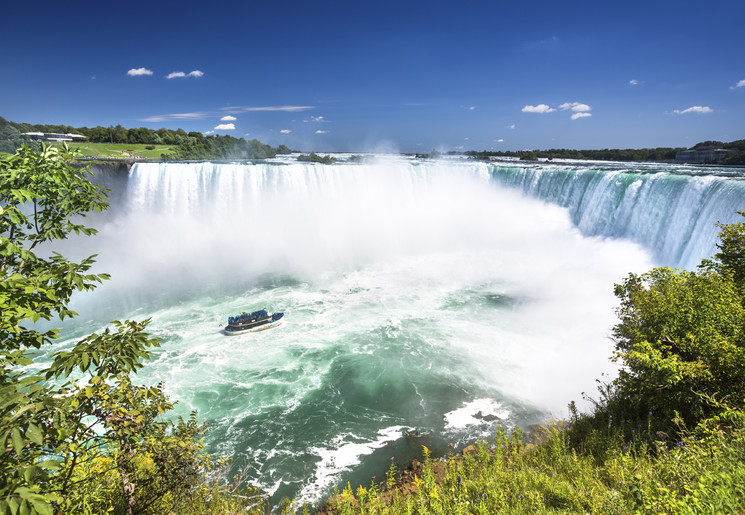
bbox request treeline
[0,115,205,145]
[693,139,745,164]
[465,138,745,164]
[0,116,295,160]
[161,133,293,160]
[465,147,685,162]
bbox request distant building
[23,132,86,142]
[675,146,737,164]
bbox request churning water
[53,155,745,503]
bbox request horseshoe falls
[56,156,745,504]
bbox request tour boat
[224,309,284,335]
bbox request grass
[50,142,173,159]
[309,417,745,515]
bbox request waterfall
[122,158,745,270]
[487,163,745,268]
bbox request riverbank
[313,414,745,514]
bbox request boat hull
[224,318,283,335]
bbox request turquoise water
[51,156,743,504]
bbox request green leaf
[11,427,25,454]
[27,497,53,515]
[25,424,43,446]
[35,459,61,470]
[23,466,40,483]
[7,497,20,515]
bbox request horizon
[2,0,744,153]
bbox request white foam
[444,399,510,430]
[297,425,409,503]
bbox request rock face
[76,161,132,207]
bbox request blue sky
[2,0,743,152]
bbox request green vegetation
[62,142,173,159]
[297,152,338,164]
[0,117,288,161]
[161,133,279,160]
[464,139,745,164]
[0,145,266,514]
[465,147,685,162]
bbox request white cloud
[204,130,215,135]
[214,123,236,130]
[571,112,592,120]
[522,104,555,113]
[91,76,96,80]
[673,106,713,114]
[167,70,204,79]
[311,116,325,122]
[495,138,504,142]
[509,124,515,129]
[222,105,315,113]
[629,79,640,85]
[280,129,292,134]
[730,79,745,90]
[559,102,591,112]
[140,112,207,122]
[467,106,476,110]
[220,115,237,121]
[315,130,329,134]
[127,67,153,76]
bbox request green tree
[611,216,745,430]
[0,145,217,514]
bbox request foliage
[609,215,745,431]
[320,418,745,514]
[0,117,287,161]
[163,135,278,160]
[465,146,687,162]
[0,145,262,514]
[296,152,337,164]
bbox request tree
[0,145,213,514]
[611,215,745,429]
